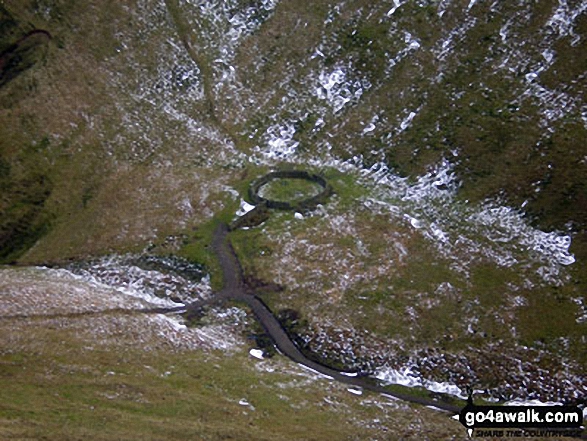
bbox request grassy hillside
[0,267,466,440]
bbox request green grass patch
[179,223,223,291]
[516,290,586,349]
[258,177,322,203]
[321,168,368,207]
[178,197,238,290]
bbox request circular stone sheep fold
[248,170,333,211]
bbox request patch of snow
[362,115,379,134]
[315,65,370,113]
[404,214,423,229]
[399,111,417,131]
[542,49,554,64]
[571,297,587,324]
[375,366,469,400]
[183,0,279,63]
[517,80,581,128]
[157,314,188,332]
[546,0,587,44]
[236,199,256,216]
[178,197,194,218]
[254,121,299,159]
[65,255,211,306]
[387,33,421,72]
[387,0,404,16]
[0,267,145,316]
[437,0,450,18]
[353,158,574,284]
[0,267,243,352]
[249,348,265,359]
[499,21,510,42]
[525,72,538,82]
[505,399,565,407]
[434,16,478,62]
[298,364,334,381]
[510,295,527,307]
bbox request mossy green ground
[259,178,323,203]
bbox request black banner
[459,402,583,430]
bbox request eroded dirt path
[202,222,463,413]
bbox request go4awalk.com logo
[456,393,584,438]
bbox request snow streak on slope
[255,121,300,159]
[181,0,279,62]
[65,254,212,305]
[375,365,469,400]
[356,159,575,285]
[316,65,370,113]
[178,0,280,126]
[0,266,245,352]
[254,139,576,286]
[102,0,249,164]
[0,267,147,316]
